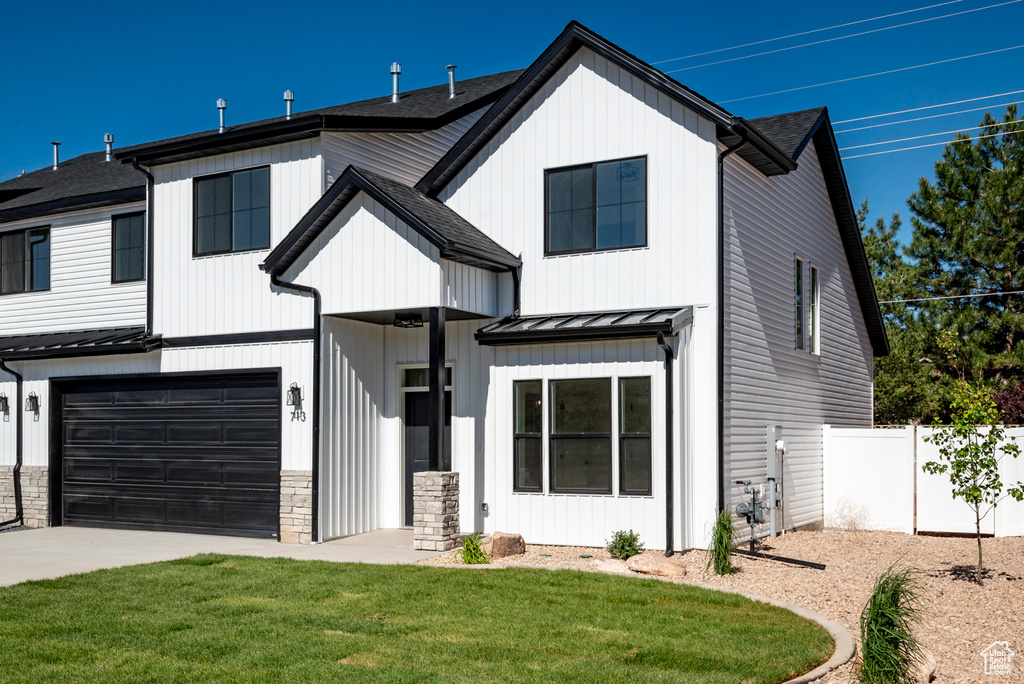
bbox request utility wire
[835,100,1022,133]
[651,0,963,65]
[844,129,1024,158]
[881,289,1024,304]
[665,0,1021,73]
[840,123,1004,150]
[834,89,1024,123]
[720,44,1024,104]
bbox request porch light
[25,392,39,414]
[0,393,8,415]
[286,383,305,421]
[393,313,423,329]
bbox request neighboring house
[0,22,886,549]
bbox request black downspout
[270,275,321,543]
[0,360,24,529]
[656,332,674,557]
[717,132,746,513]
[130,158,155,335]
[511,264,522,319]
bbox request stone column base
[413,471,460,551]
[280,470,312,544]
[0,466,48,527]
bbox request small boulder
[489,531,526,558]
[626,551,687,579]
[591,559,631,574]
[917,647,936,683]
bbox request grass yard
[0,555,832,683]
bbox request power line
[720,44,1024,104]
[834,89,1024,123]
[881,289,1024,304]
[651,0,964,65]
[840,123,1002,150]
[844,129,1024,159]
[835,100,1022,133]
[665,0,1021,74]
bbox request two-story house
[0,22,886,550]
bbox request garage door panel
[58,373,280,538]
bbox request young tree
[922,336,1024,585]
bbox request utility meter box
[736,500,764,524]
[766,424,783,480]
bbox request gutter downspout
[656,331,674,557]
[511,263,522,319]
[0,360,24,529]
[717,132,746,513]
[270,275,321,543]
[130,158,155,335]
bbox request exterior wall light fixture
[393,313,423,329]
[0,393,8,416]
[286,383,305,422]
[25,392,40,414]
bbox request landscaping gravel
[424,530,1023,682]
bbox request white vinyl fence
[824,425,1024,537]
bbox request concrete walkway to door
[0,527,439,587]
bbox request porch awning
[474,307,692,346]
[0,327,161,361]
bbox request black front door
[404,391,451,526]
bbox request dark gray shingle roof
[0,152,145,223]
[748,107,828,161]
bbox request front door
[404,391,451,526]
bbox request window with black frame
[549,378,612,494]
[546,157,646,255]
[112,212,145,282]
[0,227,49,295]
[619,377,652,495]
[195,166,270,255]
[513,380,543,492]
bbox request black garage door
[53,372,280,538]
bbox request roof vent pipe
[447,64,457,99]
[390,63,402,103]
[284,90,294,119]
[51,142,61,170]
[216,99,227,133]
[104,133,114,162]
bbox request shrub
[994,382,1024,425]
[858,564,925,684]
[606,530,644,560]
[705,509,734,575]
[459,532,490,565]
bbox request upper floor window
[194,166,270,256]
[112,212,145,283]
[0,227,49,295]
[795,257,821,354]
[545,157,647,255]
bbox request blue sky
[2,0,1021,241]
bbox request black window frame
[111,211,146,284]
[794,257,805,350]
[544,155,649,256]
[618,376,652,496]
[512,379,544,493]
[0,226,50,296]
[548,377,613,495]
[192,165,272,258]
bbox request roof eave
[0,186,147,224]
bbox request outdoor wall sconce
[393,313,423,329]
[0,393,8,416]
[25,392,40,415]
[286,383,305,422]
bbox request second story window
[112,212,145,283]
[545,157,647,255]
[194,166,270,256]
[1,227,49,295]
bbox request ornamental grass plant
[858,563,926,684]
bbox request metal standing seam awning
[474,307,692,346]
[0,327,161,361]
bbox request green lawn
[0,555,832,683]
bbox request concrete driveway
[0,526,439,587]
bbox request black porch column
[428,306,446,471]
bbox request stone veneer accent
[0,466,48,528]
[280,470,313,544]
[413,471,460,551]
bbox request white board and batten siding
[0,203,147,335]
[322,110,486,187]
[486,337,683,550]
[0,342,313,471]
[152,139,322,337]
[285,192,498,318]
[722,140,874,531]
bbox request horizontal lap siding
[723,141,873,531]
[322,110,486,187]
[153,140,321,337]
[0,204,146,335]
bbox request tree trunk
[976,507,984,586]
